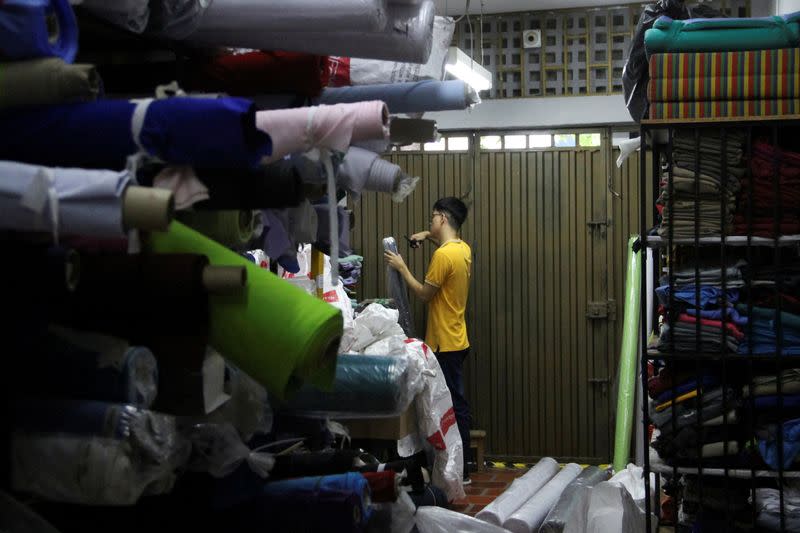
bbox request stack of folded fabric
[653,272,745,354]
[754,484,800,531]
[657,130,744,238]
[650,384,744,467]
[734,141,800,237]
[679,477,754,530]
[339,254,363,290]
[646,13,800,120]
[736,305,800,356]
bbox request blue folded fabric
[318,80,476,114]
[758,417,800,470]
[656,285,739,309]
[0,0,77,62]
[0,97,272,170]
[754,395,800,409]
[258,473,372,532]
[655,376,718,404]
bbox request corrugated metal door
[351,130,649,463]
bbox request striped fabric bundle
[648,48,800,119]
[651,99,800,120]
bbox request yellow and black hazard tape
[487,461,612,471]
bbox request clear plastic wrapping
[10,400,190,505]
[283,354,422,418]
[183,422,274,478]
[540,465,609,533]
[383,236,415,337]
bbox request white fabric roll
[0,160,130,237]
[504,463,583,533]
[186,1,435,64]
[475,457,560,527]
[194,0,388,35]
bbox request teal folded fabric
[646,12,800,54]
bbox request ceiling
[434,0,641,15]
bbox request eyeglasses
[430,212,445,223]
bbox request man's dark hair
[433,197,468,230]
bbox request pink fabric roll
[257,101,388,163]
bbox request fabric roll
[644,13,800,54]
[648,48,800,102]
[77,0,149,32]
[0,0,78,62]
[186,51,330,98]
[0,97,272,170]
[147,222,343,400]
[14,325,158,407]
[10,399,189,505]
[314,204,352,257]
[282,354,416,418]
[540,466,608,533]
[194,0,387,35]
[146,0,211,39]
[383,237,416,337]
[0,58,100,109]
[319,80,478,114]
[1,243,80,296]
[650,98,800,120]
[476,457,560,526]
[0,160,131,237]
[51,253,210,338]
[269,450,361,480]
[186,1,434,64]
[178,210,262,248]
[504,463,583,533]
[338,146,401,198]
[138,161,306,211]
[257,101,388,163]
[362,471,398,503]
[257,473,372,532]
[391,118,438,145]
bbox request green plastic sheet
[147,221,342,399]
[613,236,641,473]
[645,13,800,54]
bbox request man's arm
[411,230,441,247]
[384,251,439,303]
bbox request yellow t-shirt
[424,239,471,352]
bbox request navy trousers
[435,348,472,478]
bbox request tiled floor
[450,468,525,516]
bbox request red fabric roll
[361,471,397,503]
[189,51,330,97]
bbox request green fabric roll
[0,58,101,109]
[147,221,342,399]
[178,210,259,248]
[646,14,800,54]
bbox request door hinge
[586,300,617,320]
[586,219,609,229]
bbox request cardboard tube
[203,265,247,293]
[122,186,175,232]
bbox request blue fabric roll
[259,473,372,532]
[318,80,477,114]
[17,327,159,407]
[0,0,77,62]
[0,97,271,169]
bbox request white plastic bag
[363,334,407,356]
[416,507,512,533]
[402,339,465,502]
[585,482,645,533]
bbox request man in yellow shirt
[384,197,473,484]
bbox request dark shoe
[462,477,472,486]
